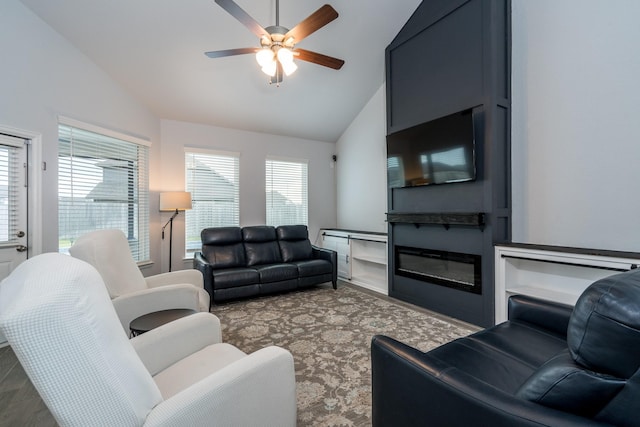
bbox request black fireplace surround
[385,0,511,326]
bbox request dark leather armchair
[371,268,640,427]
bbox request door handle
[16,245,27,252]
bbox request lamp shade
[159,191,192,211]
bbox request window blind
[265,157,308,226]
[58,123,150,262]
[185,150,240,253]
[0,134,24,244]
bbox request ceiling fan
[205,0,345,85]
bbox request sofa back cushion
[567,268,640,379]
[277,225,313,262]
[243,226,282,266]
[69,229,147,298]
[201,227,246,269]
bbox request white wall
[160,119,337,270]
[0,0,163,271]
[335,84,388,233]
[511,0,640,252]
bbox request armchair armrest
[144,270,209,312]
[144,346,296,427]
[131,312,222,375]
[312,245,337,288]
[145,269,203,289]
[371,335,609,427]
[508,295,573,338]
[112,284,204,333]
[193,252,214,306]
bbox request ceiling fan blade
[205,47,258,58]
[214,0,269,38]
[285,4,338,44]
[296,48,344,70]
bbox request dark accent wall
[386,0,511,326]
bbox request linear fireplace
[395,246,482,294]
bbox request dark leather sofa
[371,268,640,427]
[194,225,337,304]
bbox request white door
[0,133,28,346]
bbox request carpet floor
[212,282,479,426]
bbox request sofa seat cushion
[213,268,260,289]
[292,259,332,277]
[427,320,570,394]
[255,264,298,284]
[153,343,246,399]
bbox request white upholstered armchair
[69,229,210,332]
[0,253,297,426]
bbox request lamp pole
[159,191,192,273]
[161,209,180,272]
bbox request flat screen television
[387,109,476,188]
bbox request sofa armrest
[193,252,214,306]
[371,335,609,427]
[312,245,337,287]
[131,312,222,375]
[145,346,296,427]
[508,295,573,338]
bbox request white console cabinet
[319,230,351,280]
[495,244,640,323]
[320,229,388,294]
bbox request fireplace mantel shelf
[386,212,485,230]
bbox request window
[265,157,308,226]
[185,150,240,253]
[58,119,150,262]
[0,134,24,244]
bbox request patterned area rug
[212,283,479,426]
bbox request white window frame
[185,148,240,254]
[57,117,151,262]
[265,156,308,227]
[0,134,24,245]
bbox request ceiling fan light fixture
[256,48,275,68]
[276,47,293,64]
[261,61,277,77]
[280,58,298,76]
[277,47,297,76]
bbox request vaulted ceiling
[20,0,421,142]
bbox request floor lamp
[160,191,192,272]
